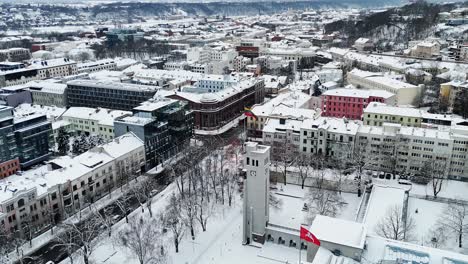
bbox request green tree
[57,127,71,156]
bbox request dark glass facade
[66,81,158,111]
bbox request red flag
[300,226,320,246]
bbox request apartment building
[32,58,78,80]
[77,59,116,74]
[363,102,423,127]
[440,80,468,110]
[29,81,68,107]
[115,97,194,169]
[299,117,360,162]
[62,107,131,140]
[355,123,453,176]
[66,80,159,111]
[247,90,315,138]
[363,102,453,128]
[321,88,396,120]
[278,115,468,180]
[0,48,31,62]
[0,133,145,237]
[0,58,77,88]
[262,118,302,161]
[0,106,20,178]
[347,69,423,106]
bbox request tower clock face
[250,170,256,177]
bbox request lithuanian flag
[244,107,258,120]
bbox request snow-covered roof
[133,96,178,112]
[301,117,361,135]
[363,185,406,236]
[62,107,131,127]
[309,215,366,249]
[67,79,159,92]
[323,88,395,99]
[364,235,468,264]
[172,78,259,104]
[364,102,423,117]
[0,133,143,204]
[28,81,67,94]
[252,91,312,117]
[77,58,115,70]
[14,103,66,120]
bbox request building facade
[29,82,68,107]
[347,69,423,106]
[0,106,20,178]
[13,113,53,168]
[66,80,159,111]
[168,78,265,134]
[321,89,396,120]
[62,107,131,140]
[115,97,194,170]
[0,133,145,237]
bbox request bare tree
[195,186,212,232]
[115,194,131,224]
[93,206,114,237]
[438,203,468,248]
[179,190,198,240]
[162,193,185,253]
[306,188,344,220]
[375,205,415,241]
[426,225,448,248]
[116,217,166,264]
[0,225,12,264]
[225,169,238,207]
[296,154,311,189]
[422,159,447,199]
[55,217,102,264]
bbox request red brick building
[321,88,395,120]
[0,158,20,178]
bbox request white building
[347,69,423,106]
[62,107,131,140]
[32,58,78,80]
[77,59,117,74]
[353,38,374,51]
[0,133,144,237]
[29,81,68,107]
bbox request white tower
[243,142,270,245]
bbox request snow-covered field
[60,183,309,264]
[408,197,446,246]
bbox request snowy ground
[270,184,362,229]
[372,177,468,200]
[408,197,446,246]
[59,184,308,264]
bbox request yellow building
[440,81,468,109]
[363,102,423,127]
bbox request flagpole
[299,244,301,264]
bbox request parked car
[372,171,378,178]
[343,167,356,175]
[385,173,392,180]
[399,174,408,180]
[398,179,412,185]
[379,172,385,179]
